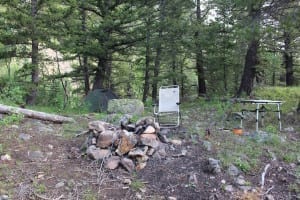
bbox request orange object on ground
[232,128,243,135]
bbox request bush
[254,86,300,113]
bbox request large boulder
[107,99,144,115]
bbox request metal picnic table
[237,99,284,132]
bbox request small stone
[221,179,226,184]
[88,121,105,136]
[0,194,9,200]
[143,125,156,134]
[168,197,177,200]
[238,186,252,192]
[128,147,148,157]
[123,178,132,185]
[136,162,147,170]
[224,185,234,192]
[284,127,294,132]
[136,193,142,199]
[121,157,135,172]
[55,181,65,188]
[170,139,182,145]
[146,147,156,156]
[92,137,97,145]
[227,164,240,177]
[1,154,11,161]
[48,144,54,149]
[105,156,120,170]
[235,175,246,186]
[140,133,160,149]
[86,146,110,160]
[203,141,212,151]
[19,133,31,141]
[265,194,275,200]
[11,125,19,129]
[207,158,221,174]
[28,151,45,162]
[97,130,117,148]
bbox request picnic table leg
[277,103,282,131]
[256,104,259,132]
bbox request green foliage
[33,182,46,194]
[0,113,24,127]
[0,144,3,154]
[130,179,145,191]
[265,125,278,134]
[82,189,97,200]
[254,87,300,113]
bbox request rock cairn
[80,116,162,172]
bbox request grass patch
[130,179,145,191]
[0,113,24,127]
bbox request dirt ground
[0,108,299,200]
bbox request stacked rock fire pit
[80,116,165,172]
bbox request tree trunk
[142,18,151,103]
[26,0,39,105]
[151,0,165,103]
[93,59,106,90]
[283,31,294,86]
[81,4,90,95]
[237,4,261,97]
[237,39,259,96]
[195,0,206,96]
[0,104,74,123]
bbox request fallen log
[0,104,75,123]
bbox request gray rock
[0,195,9,200]
[140,133,160,149]
[284,126,294,132]
[97,130,117,148]
[143,125,156,134]
[119,114,132,127]
[207,158,221,174]
[128,147,148,157]
[105,156,120,170]
[224,185,234,192]
[227,164,240,177]
[108,99,144,115]
[146,147,156,156]
[238,186,252,192]
[28,150,44,161]
[19,133,31,141]
[86,146,110,160]
[88,121,105,136]
[55,181,65,188]
[203,141,212,151]
[235,175,246,186]
[265,194,275,200]
[136,116,155,127]
[11,125,19,129]
[121,157,135,172]
[159,128,172,136]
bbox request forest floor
[0,101,299,200]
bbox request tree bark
[81,3,90,95]
[142,18,151,103]
[92,56,111,90]
[26,0,39,105]
[237,39,259,96]
[237,4,261,97]
[0,104,74,123]
[195,0,206,96]
[151,0,165,103]
[283,31,294,86]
